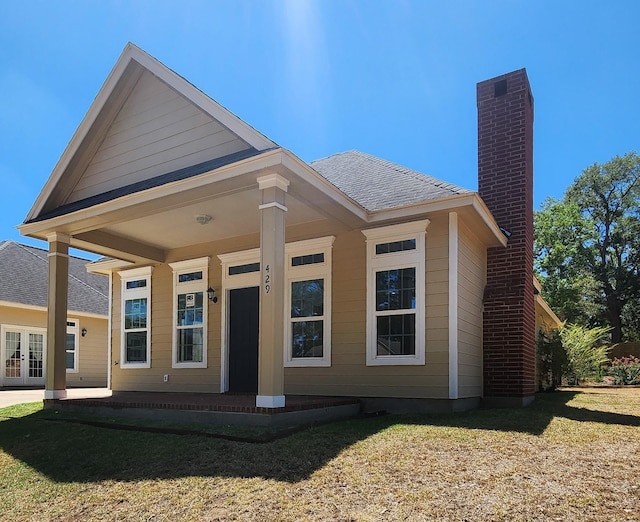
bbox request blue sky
[1,1,638,255]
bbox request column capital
[46,232,71,244]
[257,173,290,192]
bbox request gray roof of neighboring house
[309,150,471,212]
[0,240,108,316]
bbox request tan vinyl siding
[111,216,457,399]
[66,315,108,387]
[0,305,108,387]
[111,260,222,393]
[285,217,450,399]
[68,70,252,203]
[457,221,486,398]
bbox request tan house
[19,44,558,411]
[0,240,108,388]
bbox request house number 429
[264,264,271,294]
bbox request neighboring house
[0,240,108,388]
[19,43,558,410]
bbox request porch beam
[256,174,289,408]
[72,230,166,263]
[45,232,70,399]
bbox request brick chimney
[477,69,536,407]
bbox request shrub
[608,356,640,385]
[560,324,612,384]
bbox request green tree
[535,152,640,342]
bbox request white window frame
[284,236,334,368]
[362,220,429,366]
[66,319,79,373]
[169,257,209,369]
[119,266,153,369]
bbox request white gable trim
[25,43,276,223]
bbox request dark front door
[228,286,259,393]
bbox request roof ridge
[0,240,12,253]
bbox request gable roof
[0,240,108,316]
[25,42,277,223]
[310,150,471,212]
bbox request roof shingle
[309,150,471,212]
[0,240,108,315]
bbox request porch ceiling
[96,188,326,251]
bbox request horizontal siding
[1,306,108,387]
[69,70,251,203]
[67,315,108,387]
[457,221,486,398]
[111,216,456,399]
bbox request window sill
[366,355,425,366]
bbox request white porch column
[256,174,289,408]
[45,232,70,399]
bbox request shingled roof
[0,240,108,316]
[309,150,471,212]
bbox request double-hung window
[119,266,153,368]
[285,237,334,367]
[66,320,79,372]
[169,258,209,368]
[362,220,429,366]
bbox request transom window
[228,262,260,276]
[363,220,429,366]
[119,266,153,368]
[169,258,209,368]
[375,239,416,255]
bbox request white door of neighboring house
[1,326,46,387]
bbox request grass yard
[0,388,639,521]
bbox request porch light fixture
[81,327,87,337]
[195,214,213,225]
[207,287,218,303]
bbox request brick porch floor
[52,391,360,413]
[45,391,363,427]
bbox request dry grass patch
[1,388,639,521]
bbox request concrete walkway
[0,388,111,409]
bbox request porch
[44,391,362,428]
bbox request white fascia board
[470,195,508,247]
[536,294,563,329]
[366,193,508,247]
[86,259,134,275]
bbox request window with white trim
[362,220,429,366]
[169,258,209,368]
[285,237,334,367]
[66,320,79,372]
[119,266,153,368]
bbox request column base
[256,395,286,408]
[44,389,67,400]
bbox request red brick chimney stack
[477,69,536,407]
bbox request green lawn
[1,388,638,521]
